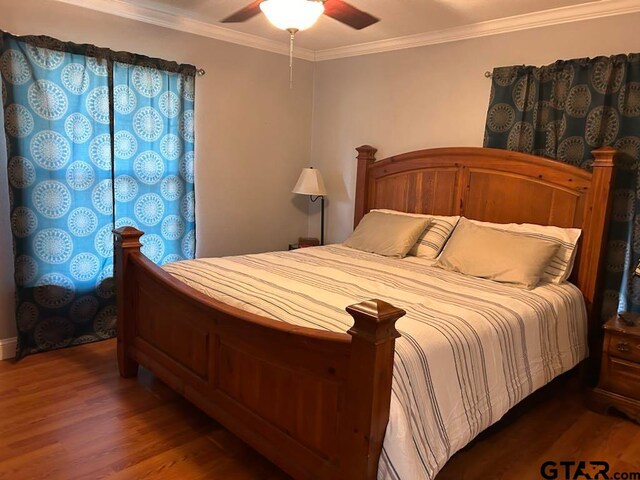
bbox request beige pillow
[344,211,430,258]
[435,218,560,289]
[372,209,460,259]
[469,219,581,284]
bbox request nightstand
[289,237,320,250]
[591,313,640,423]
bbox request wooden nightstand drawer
[607,333,640,363]
[605,357,640,401]
[591,314,640,423]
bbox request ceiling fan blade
[220,0,263,23]
[323,0,379,30]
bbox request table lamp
[292,167,327,245]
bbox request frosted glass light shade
[292,167,327,196]
[260,0,325,31]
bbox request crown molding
[314,0,640,61]
[50,0,639,63]
[51,0,316,61]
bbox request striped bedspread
[164,245,588,480]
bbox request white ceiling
[123,0,601,50]
[54,0,640,60]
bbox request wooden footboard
[114,227,405,480]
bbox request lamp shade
[292,167,327,196]
[260,0,325,31]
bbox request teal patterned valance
[0,30,197,76]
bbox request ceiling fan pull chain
[288,29,296,89]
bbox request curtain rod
[485,64,527,78]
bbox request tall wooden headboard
[354,146,617,356]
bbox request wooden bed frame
[115,146,617,480]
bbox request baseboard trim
[0,337,17,360]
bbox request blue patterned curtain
[484,55,640,322]
[1,38,115,356]
[2,33,197,358]
[112,62,195,263]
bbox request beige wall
[0,0,315,341]
[310,13,640,243]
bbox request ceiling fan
[221,0,379,31]
[221,0,378,88]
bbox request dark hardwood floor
[1,339,639,479]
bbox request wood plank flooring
[438,374,640,479]
[1,339,639,479]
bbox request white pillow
[468,218,581,284]
[372,209,460,259]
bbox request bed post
[354,145,377,227]
[577,147,617,377]
[342,299,406,479]
[113,226,144,378]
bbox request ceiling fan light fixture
[260,0,325,31]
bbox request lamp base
[619,312,639,327]
[320,196,325,245]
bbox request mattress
[164,245,588,480]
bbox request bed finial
[113,226,143,245]
[354,145,377,228]
[356,145,377,162]
[346,299,403,343]
[591,146,617,166]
